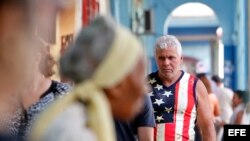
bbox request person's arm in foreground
[136,95,155,141]
[196,80,216,141]
[137,127,154,141]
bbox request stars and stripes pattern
[148,71,198,141]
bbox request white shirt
[230,103,245,124]
[241,102,250,124]
[215,86,233,123]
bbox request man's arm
[196,80,216,141]
[134,95,155,141]
[137,127,154,141]
[213,98,221,117]
[235,110,244,124]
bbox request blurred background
[45,0,248,92]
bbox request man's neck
[0,95,21,115]
[160,70,182,87]
[218,83,224,88]
[0,86,22,115]
[22,75,52,109]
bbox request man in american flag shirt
[147,35,216,141]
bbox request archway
[163,2,223,78]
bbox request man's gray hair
[154,35,182,56]
[60,16,115,83]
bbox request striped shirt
[148,71,198,141]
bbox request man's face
[232,94,242,108]
[0,3,35,96]
[155,47,183,81]
[108,57,147,120]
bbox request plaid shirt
[19,80,72,139]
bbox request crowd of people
[0,0,249,141]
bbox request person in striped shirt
[147,35,216,141]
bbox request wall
[110,0,131,27]
[235,0,248,90]
[109,0,248,90]
[51,2,77,81]
[224,45,236,90]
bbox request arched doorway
[163,2,223,78]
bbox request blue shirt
[115,95,155,141]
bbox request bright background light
[171,2,215,17]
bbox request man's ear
[103,81,124,100]
[180,56,183,63]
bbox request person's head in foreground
[60,15,147,120]
[30,15,147,141]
